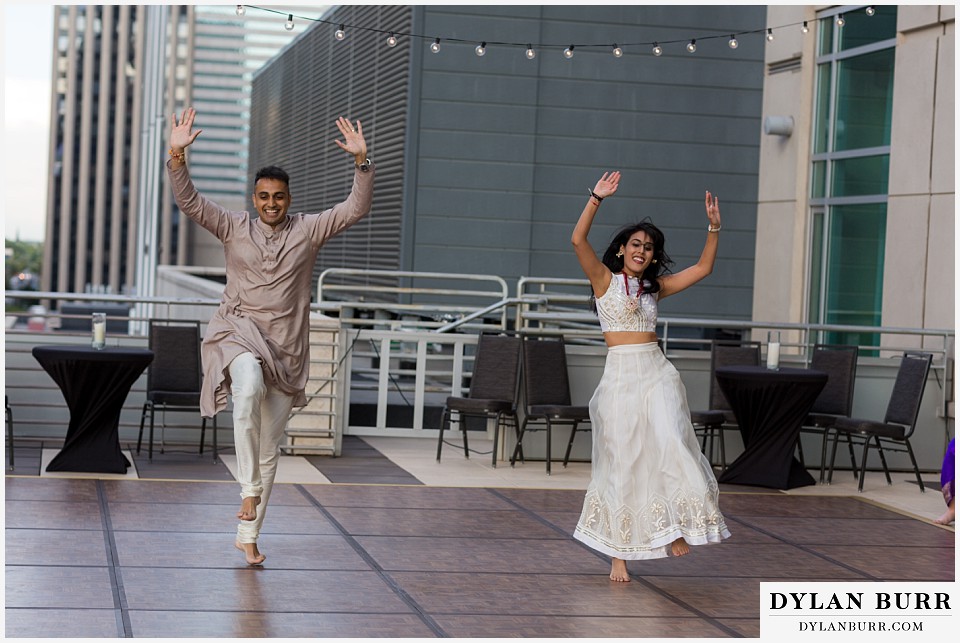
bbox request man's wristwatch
[356,157,372,172]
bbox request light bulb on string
[386,33,398,47]
[475,42,486,56]
[335,24,345,41]
[430,38,441,53]
[766,28,774,42]
[865,6,875,16]
[652,42,662,57]
[563,45,574,59]
[235,5,245,17]
[728,35,738,49]
[612,44,623,58]
[802,21,809,34]
[284,14,294,31]
[525,44,536,59]
[686,39,696,53]
[836,14,845,27]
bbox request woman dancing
[571,171,731,582]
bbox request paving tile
[719,493,909,519]
[355,535,610,574]
[128,611,437,638]
[5,475,99,501]
[4,499,103,530]
[641,575,778,618]
[390,571,696,617]
[5,528,109,566]
[527,510,580,533]
[432,614,730,638]
[102,479,311,506]
[717,618,762,637]
[113,532,370,570]
[106,502,339,535]
[739,516,957,547]
[130,450,236,481]
[494,487,590,512]
[805,545,956,581]
[121,568,413,613]
[631,543,866,579]
[325,506,566,539]
[304,484,512,510]
[3,608,121,638]
[5,566,116,609]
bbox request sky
[3,3,54,243]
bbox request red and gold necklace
[623,273,643,311]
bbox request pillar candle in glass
[92,312,106,349]
[766,330,780,370]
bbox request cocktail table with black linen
[32,345,154,473]
[714,365,828,489]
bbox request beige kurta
[167,160,375,417]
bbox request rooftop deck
[4,436,956,638]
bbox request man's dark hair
[254,166,290,189]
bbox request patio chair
[136,320,220,462]
[796,344,858,482]
[689,340,761,470]
[510,336,590,475]
[826,351,933,492]
[436,333,522,468]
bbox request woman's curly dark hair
[590,219,674,311]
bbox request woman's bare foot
[933,506,954,525]
[671,538,690,557]
[609,558,631,582]
[235,540,265,565]
[237,496,261,521]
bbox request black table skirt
[33,345,154,474]
[715,365,828,489]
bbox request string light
[235,5,245,17]
[563,45,575,59]
[766,28,774,42]
[836,14,845,27]
[652,42,662,56]
[612,44,623,58]
[475,42,486,56]
[334,24,345,40]
[284,14,294,31]
[865,6,876,16]
[686,39,696,53]
[430,38,441,53]
[801,21,809,34]
[525,44,536,59]
[728,35,738,49]
[386,33,398,47]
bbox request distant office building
[41,4,317,297]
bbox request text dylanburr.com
[761,582,955,639]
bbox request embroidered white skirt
[573,342,731,559]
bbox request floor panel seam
[95,480,133,638]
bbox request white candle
[766,341,780,369]
[94,322,105,344]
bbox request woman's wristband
[588,189,603,206]
[707,224,722,233]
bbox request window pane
[811,160,827,198]
[818,16,834,56]
[834,48,895,150]
[823,203,885,350]
[808,210,824,323]
[831,154,889,197]
[813,64,832,154]
[839,5,898,51]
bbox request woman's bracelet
[168,148,185,163]
[588,189,603,205]
[707,224,722,233]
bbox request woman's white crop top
[595,272,658,333]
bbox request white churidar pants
[228,352,295,544]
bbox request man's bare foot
[671,538,690,557]
[237,496,261,521]
[235,540,265,565]
[609,558,631,582]
[933,508,954,525]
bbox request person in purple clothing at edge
[934,438,955,525]
[166,107,374,565]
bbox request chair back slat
[884,351,932,432]
[809,344,858,415]
[147,321,202,393]
[522,338,572,407]
[709,341,761,409]
[467,334,522,403]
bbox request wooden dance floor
[5,467,955,638]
